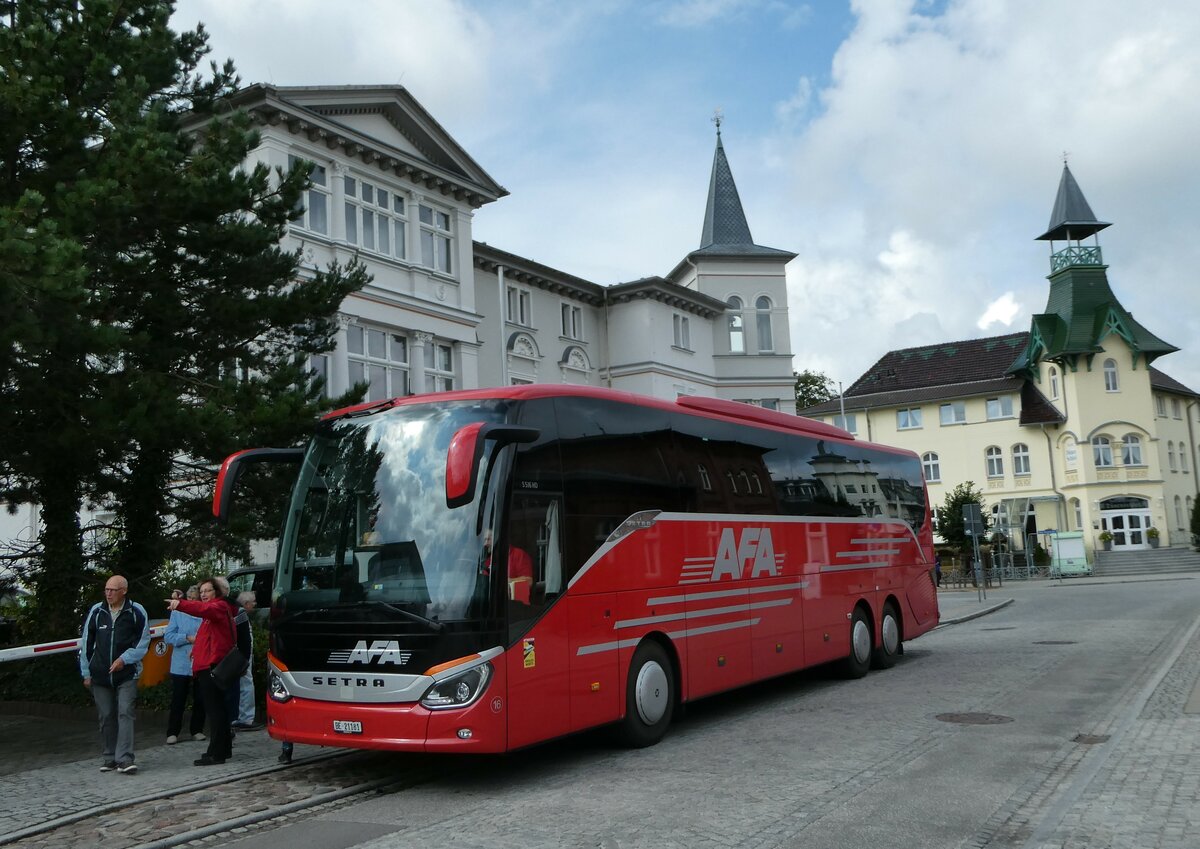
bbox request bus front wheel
[843,607,872,679]
[616,640,675,748]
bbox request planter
[1149,537,1160,549]
[1102,540,1112,551]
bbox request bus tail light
[420,662,493,710]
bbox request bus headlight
[268,669,292,703]
[420,663,492,710]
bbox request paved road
[3,576,1198,849]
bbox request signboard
[962,503,985,537]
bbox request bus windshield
[273,399,510,625]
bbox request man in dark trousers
[79,575,150,774]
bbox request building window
[922,452,940,482]
[418,204,453,273]
[1049,367,1059,399]
[1175,495,1184,528]
[560,303,583,340]
[1122,434,1143,466]
[347,324,409,402]
[343,176,405,259]
[288,155,329,235]
[897,408,922,430]
[755,296,773,352]
[506,286,532,326]
[308,354,329,397]
[832,414,857,434]
[1172,398,1182,419]
[985,446,1004,478]
[760,399,778,411]
[697,464,712,491]
[1156,395,1167,417]
[672,314,691,349]
[425,341,454,392]
[1092,436,1113,468]
[986,396,1014,420]
[1183,447,1190,473]
[1189,497,1195,527]
[1072,498,1082,530]
[1012,443,1030,476]
[1168,441,1177,472]
[1103,358,1119,392]
[940,402,966,425]
[726,296,745,353]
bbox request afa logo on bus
[705,527,779,581]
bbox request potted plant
[1099,530,1114,551]
[1147,527,1160,549]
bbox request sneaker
[116,762,138,774]
[192,732,206,741]
[231,721,252,730]
[166,735,178,745]
[99,761,118,772]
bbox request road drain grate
[1033,640,1077,645]
[936,712,1014,725]
[1073,734,1110,744]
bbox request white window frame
[1168,441,1177,472]
[940,402,966,425]
[418,203,453,274]
[1156,395,1167,417]
[506,286,532,326]
[755,296,773,352]
[1103,358,1119,392]
[986,396,1014,420]
[1012,443,1031,476]
[1092,436,1113,468]
[833,414,857,434]
[560,303,583,341]
[1122,434,1143,466]
[727,296,745,354]
[1172,398,1182,419]
[985,446,1004,478]
[343,174,406,259]
[922,452,941,483]
[288,154,329,235]
[1072,498,1082,529]
[672,314,691,349]
[1049,367,1059,399]
[424,340,455,393]
[897,408,922,430]
[347,324,410,402]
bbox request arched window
[1188,496,1194,527]
[922,452,941,482]
[1175,495,1184,527]
[1012,443,1030,475]
[1071,498,1082,530]
[1168,441,1177,472]
[1103,358,1119,392]
[755,296,773,352]
[1092,436,1113,467]
[985,446,1004,478]
[1122,434,1143,466]
[726,296,745,354]
[1049,366,1059,399]
[1182,447,1190,473]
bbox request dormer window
[1103,358,1119,392]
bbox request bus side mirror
[213,448,305,523]
[445,424,539,509]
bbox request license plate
[332,720,362,734]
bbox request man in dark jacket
[79,575,150,774]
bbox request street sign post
[962,503,987,601]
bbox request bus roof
[320,384,915,457]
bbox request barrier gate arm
[0,623,167,664]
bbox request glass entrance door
[1100,497,1152,550]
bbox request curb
[937,598,1014,627]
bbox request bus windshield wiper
[364,599,445,632]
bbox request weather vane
[1062,149,1070,166]
[712,108,723,136]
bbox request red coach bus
[215,385,939,752]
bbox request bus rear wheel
[843,607,872,679]
[616,640,675,748]
[872,601,901,670]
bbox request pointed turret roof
[692,132,794,260]
[1036,164,1110,242]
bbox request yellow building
[803,166,1199,563]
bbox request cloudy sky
[171,0,1200,392]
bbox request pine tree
[0,1,367,637]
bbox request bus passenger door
[505,493,572,749]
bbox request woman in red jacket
[168,578,235,766]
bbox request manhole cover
[1073,734,1110,744]
[1033,640,1077,645]
[981,627,1016,631]
[936,713,1014,725]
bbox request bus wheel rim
[635,660,669,725]
[852,619,872,664]
[882,613,899,655]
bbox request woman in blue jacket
[163,586,206,744]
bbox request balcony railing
[1050,245,1104,272]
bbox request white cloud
[977,293,1021,331]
